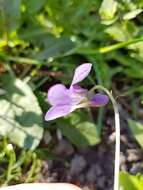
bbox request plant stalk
[90,85,120,190]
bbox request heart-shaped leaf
[0,76,43,150]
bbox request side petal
[90,93,109,107]
[45,105,74,121]
[48,84,71,106]
[71,63,92,85]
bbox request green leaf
[0,76,43,150]
[36,148,63,161]
[106,25,127,42]
[123,9,143,20]
[24,0,47,14]
[99,0,118,25]
[35,37,75,60]
[59,112,100,147]
[106,22,136,42]
[88,55,113,88]
[125,64,143,79]
[0,0,21,32]
[128,119,143,148]
[120,172,143,190]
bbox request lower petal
[45,105,74,121]
[90,93,109,107]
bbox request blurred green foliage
[0,0,143,187]
[0,138,41,185]
[120,172,143,190]
[128,120,143,148]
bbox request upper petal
[90,93,109,107]
[45,105,74,121]
[71,63,92,85]
[48,84,71,106]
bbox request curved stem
[90,85,120,190]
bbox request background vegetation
[0,0,143,189]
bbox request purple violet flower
[45,63,109,121]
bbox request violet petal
[45,105,74,121]
[70,84,88,94]
[69,85,87,105]
[71,63,92,86]
[90,93,109,107]
[48,84,71,106]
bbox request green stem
[0,37,143,65]
[3,139,16,185]
[25,153,37,183]
[97,107,104,134]
[0,54,40,65]
[76,37,143,54]
[90,85,120,190]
